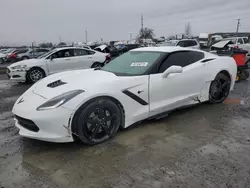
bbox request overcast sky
[1,0,250,45]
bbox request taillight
[105,54,111,63]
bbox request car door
[73,49,95,68]
[46,49,75,74]
[149,51,207,116]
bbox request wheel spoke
[221,81,228,90]
[100,124,110,136]
[90,124,100,139]
[87,118,98,125]
[105,115,114,121]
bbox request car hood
[8,59,44,68]
[211,40,232,49]
[32,69,118,99]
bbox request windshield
[101,51,164,76]
[158,41,177,47]
[37,49,56,59]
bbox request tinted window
[237,38,244,44]
[158,51,204,73]
[176,41,185,47]
[35,49,49,52]
[187,40,197,46]
[243,38,248,43]
[50,49,74,59]
[87,50,95,55]
[102,51,163,76]
[16,49,28,54]
[74,49,89,56]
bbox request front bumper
[13,92,75,143]
[6,68,27,82]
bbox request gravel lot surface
[0,74,250,188]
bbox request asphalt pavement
[0,74,250,188]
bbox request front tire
[208,73,231,104]
[26,67,46,84]
[72,98,123,145]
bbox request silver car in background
[17,48,50,60]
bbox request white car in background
[220,37,250,54]
[158,39,200,49]
[12,47,236,145]
[7,47,110,83]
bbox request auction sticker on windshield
[130,62,148,67]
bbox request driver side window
[158,51,204,73]
[50,49,74,59]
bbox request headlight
[37,90,84,111]
[11,65,27,69]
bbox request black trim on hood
[122,90,148,105]
[47,80,67,88]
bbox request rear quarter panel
[205,56,237,90]
[92,52,107,63]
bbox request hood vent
[47,80,67,88]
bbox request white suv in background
[7,47,110,83]
[158,39,200,49]
[176,39,200,49]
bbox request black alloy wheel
[209,73,231,104]
[73,98,123,145]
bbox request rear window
[102,51,164,76]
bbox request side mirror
[162,65,183,78]
[49,55,54,61]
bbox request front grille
[15,115,39,132]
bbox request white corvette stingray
[12,47,237,145]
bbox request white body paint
[12,47,237,142]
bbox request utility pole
[141,14,144,41]
[85,29,88,43]
[236,19,240,33]
[128,32,132,41]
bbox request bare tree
[185,22,192,37]
[138,27,155,39]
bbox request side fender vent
[47,80,67,88]
[201,58,215,63]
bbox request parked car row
[0,48,50,63]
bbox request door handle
[88,57,92,59]
[65,58,70,60]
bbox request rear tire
[72,98,123,145]
[26,67,46,84]
[22,56,29,60]
[91,62,102,68]
[208,73,231,104]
